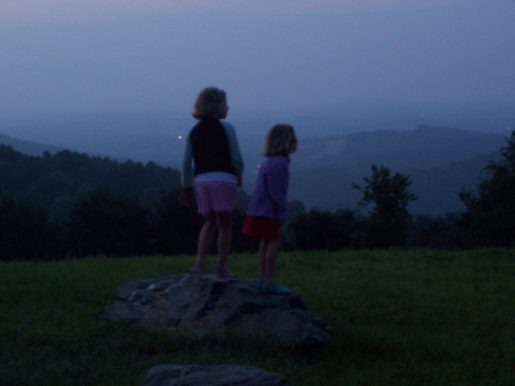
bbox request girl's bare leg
[262,239,289,295]
[258,239,269,281]
[264,239,281,282]
[215,211,232,275]
[192,213,217,273]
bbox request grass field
[1,249,514,386]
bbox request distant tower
[419,113,426,128]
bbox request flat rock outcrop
[143,364,287,386]
[108,274,330,347]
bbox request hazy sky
[1,0,515,116]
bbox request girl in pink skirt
[179,87,244,282]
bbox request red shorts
[241,216,281,241]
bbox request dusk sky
[2,0,515,116]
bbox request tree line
[1,130,514,260]
[0,145,179,222]
[288,130,514,250]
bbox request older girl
[180,87,244,282]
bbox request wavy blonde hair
[192,87,228,119]
[263,124,298,156]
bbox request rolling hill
[1,125,508,215]
[0,132,63,155]
[288,126,506,214]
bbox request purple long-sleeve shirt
[246,155,290,220]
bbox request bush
[151,190,203,255]
[65,191,148,256]
[354,165,417,247]
[460,130,515,247]
[0,195,61,260]
[288,209,359,250]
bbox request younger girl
[242,124,297,295]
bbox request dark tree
[287,199,306,220]
[353,165,417,247]
[409,213,461,249]
[0,145,180,218]
[460,130,515,247]
[65,191,149,256]
[0,195,61,260]
[288,208,358,250]
[152,191,203,255]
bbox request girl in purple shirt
[242,124,297,295]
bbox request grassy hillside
[1,250,514,385]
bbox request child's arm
[223,122,244,184]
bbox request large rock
[108,274,330,347]
[143,364,287,386]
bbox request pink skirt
[194,181,237,215]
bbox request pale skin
[191,211,232,276]
[258,238,281,282]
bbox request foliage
[408,214,462,248]
[0,195,61,260]
[460,130,515,247]
[65,191,149,256]
[288,209,360,250]
[286,199,306,220]
[151,190,203,255]
[354,165,417,247]
[0,145,180,217]
[1,250,514,385]
[3,134,515,256]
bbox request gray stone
[107,274,331,347]
[107,300,144,322]
[143,364,287,386]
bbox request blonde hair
[263,124,298,156]
[192,87,228,119]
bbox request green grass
[1,249,514,386]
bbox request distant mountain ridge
[289,126,506,214]
[294,125,505,171]
[0,132,63,156]
[0,131,130,163]
[1,125,508,215]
